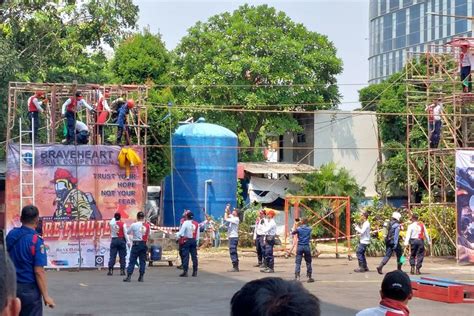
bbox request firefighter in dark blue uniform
[291,218,315,283]
[377,211,403,274]
[6,205,55,316]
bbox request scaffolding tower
[405,38,474,211]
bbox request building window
[455,0,468,34]
[296,133,306,144]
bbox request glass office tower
[369,0,473,83]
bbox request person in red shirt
[27,91,47,143]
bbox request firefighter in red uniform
[176,211,200,277]
[404,214,430,275]
[27,91,47,142]
[177,210,189,270]
[95,89,111,143]
[107,212,130,276]
[61,91,95,145]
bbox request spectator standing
[0,251,21,316]
[404,214,430,275]
[353,211,371,273]
[6,205,55,315]
[230,277,320,316]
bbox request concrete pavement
[44,254,474,316]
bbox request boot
[228,262,239,272]
[262,267,274,273]
[397,263,402,271]
[295,273,300,281]
[123,273,132,282]
[120,269,126,276]
[410,266,415,275]
[307,273,315,283]
[179,271,188,277]
[138,273,144,282]
[354,264,365,273]
[192,269,197,277]
[364,265,369,272]
[376,265,383,275]
[107,268,113,276]
[416,268,421,275]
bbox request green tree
[173,4,342,158]
[0,0,139,144]
[110,30,175,183]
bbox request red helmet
[35,91,45,97]
[50,168,77,184]
[266,210,276,217]
[127,99,135,109]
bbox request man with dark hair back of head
[6,205,55,315]
[230,277,320,316]
[0,251,21,316]
[356,270,412,316]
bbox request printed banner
[5,144,145,268]
[455,150,474,264]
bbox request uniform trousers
[17,283,42,316]
[295,244,312,275]
[229,237,239,264]
[127,241,147,275]
[409,238,425,269]
[181,238,198,273]
[108,237,127,269]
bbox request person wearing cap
[224,207,240,272]
[61,91,95,145]
[353,211,371,273]
[253,210,267,268]
[356,270,412,316]
[291,218,314,282]
[377,212,403,275]
[261,210,277,273]
[176,210,190,270]
[404,214,430,275]
[425,98,443,149]
[460,44,474,92]
[107,212,130,276]
[6,205,55,315]
[27,91,47,143]
[176,211,200,277]
[123,211,150,282]
[116,99,135,145]
[51,168,102,220]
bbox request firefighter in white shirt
[224,206,240,272]
[353,211,371,273]
[261,210,277,273]
[107,212,129,276]
[253,210,267,268]
[404,214,430,275]
[61,91,95,145]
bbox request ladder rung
[21,169,34,172]
[22,183,34,185]
[21,196,34,199]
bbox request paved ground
[44,253,474,316]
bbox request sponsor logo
[95,255,104,267]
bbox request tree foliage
[173,4,343,158]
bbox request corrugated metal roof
[239,162,316,174]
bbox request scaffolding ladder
[19,117,36,210]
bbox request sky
[135,0,369,111]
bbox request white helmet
[392,211,401,221]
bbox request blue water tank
[163,118,238,226]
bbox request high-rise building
[369,0,473,83]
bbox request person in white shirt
[354,211,371,273]
[225,206,240,272]
[425,98,443,148]
[253,209,267,268]
[75,121,89,144]
[261,210,277,273]
[107,212,129,276]
[460,44,474,92]
[176,211,200,277]
[61,91,95,145]
[123,211,150,282]
[357,270,412,316]
[404,214,430,275]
